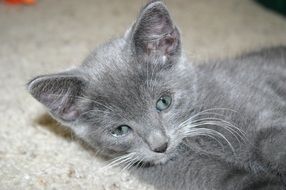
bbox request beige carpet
[1,0,286,189]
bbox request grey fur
[28,1,286,189]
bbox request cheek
[97,134,135,153]
[161,111,179,127]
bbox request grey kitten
[28,1,286,189]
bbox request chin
[141,150,178,166]
[152,156,171,165]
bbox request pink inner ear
[162,35,176,55]
[152,15,167,34]
[145,29,179,56]
[146,42,157,55]
[61,108,80,122]
[39,93,80,121]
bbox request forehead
[81,39,170,117]
[87,64,169,114]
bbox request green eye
[156,95,172,112]
[111,125,131,137]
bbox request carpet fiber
[1,0,286,189]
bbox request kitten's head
[28,0,196,165]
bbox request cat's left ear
[131,0,181,61]
[27,71,86,123]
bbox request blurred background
[0,0,286,190]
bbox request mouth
[152,155,174,165]
[102,148,179,172]
[102,143,181,170]
[129,156,173,168]
[138,148,179,167]
[139,139,183,165]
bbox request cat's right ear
[27,71,87,123]
[130,0,181,61]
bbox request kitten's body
[135,47,286,190]
[28,1,286,189]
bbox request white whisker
[101,153,136,171]
[121,155,139,173]
[184,127,235,154]
[190,118,247,143]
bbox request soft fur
[28,1,286,189]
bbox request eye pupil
[117,127,123,134]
